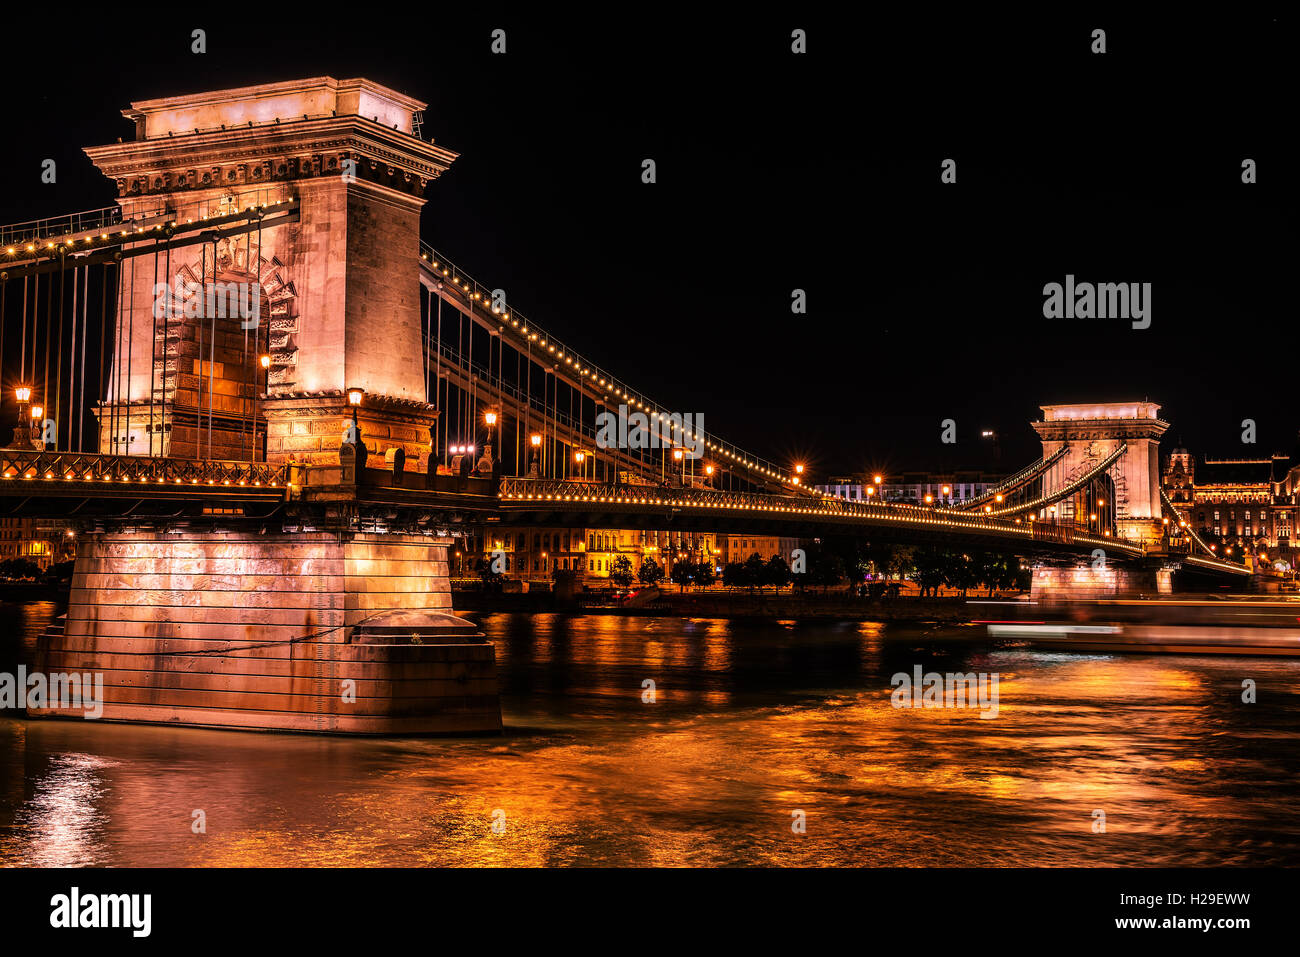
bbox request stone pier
[30,528,500,734]
[1030,563,1173,602]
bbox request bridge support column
[29,527,500,734]
[1030,563,1173,601]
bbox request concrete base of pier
[28,528,501,734]
[1030,563,1172,602]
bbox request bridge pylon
[85,76,457,468]
[1032,401,1169,547]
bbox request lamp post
[30,404,45,452]
[12,386,31,448]
[529,432,542,478]
[481,410,498,474]
[258,356,270,460]
[346,387,365,470]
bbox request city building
[1162,447,1299,563]
[816,476,867,502]
[716,535,802,568]
[455,525,721,582]
[0,518,74,570]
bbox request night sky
[0,13,1290,480]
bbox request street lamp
[12,386,31,448]
[29,404,46,451]
[529,432,542,477]
[345,387,366,434]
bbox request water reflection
[2,606,1299,866]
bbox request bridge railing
[0,206,129,247]
[0,449,285,489]
[498,477,1146,555]
[951,446,1070,510]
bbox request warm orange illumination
[530,433,542,447]
[347,387,364,406]
[30,405,42,420]
[484,411,498,426]
[14,385,31,403]
[259,354,271,370]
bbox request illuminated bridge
[0,77,1247,735]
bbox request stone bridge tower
[1032,401,1169,546]
[85,76,457,465]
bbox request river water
[2,600,1298,866]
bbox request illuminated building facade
[1163,448,1298,560]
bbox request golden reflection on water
[3,607,1300,866]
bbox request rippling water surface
[3,602,1299,866]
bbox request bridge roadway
[0,449,1251,575]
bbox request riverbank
[0,581,67,602]
[451,587,994,622]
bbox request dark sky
[0,13,1290,479]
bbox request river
[2,601,1299,866]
